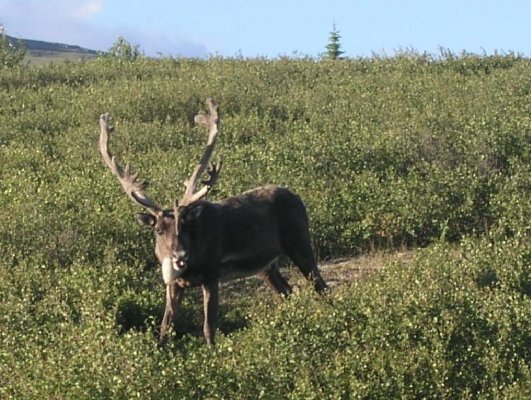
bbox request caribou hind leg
[288,249,328,292]
[282,230,328,293]
[276,191,328,293]
[259,262,293,297]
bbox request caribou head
[99,98,220,281]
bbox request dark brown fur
[138,185,327,344]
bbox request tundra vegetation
[0,51,530,398]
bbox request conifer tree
[325,23,345,60]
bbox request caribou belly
[220,252,279,281]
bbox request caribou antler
[99,113,163,215]
[177,98,222,208]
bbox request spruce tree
[325,23,345,60]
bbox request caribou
[99,98,327,345]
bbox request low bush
[1,53,530,398]
[0,232,529,398]
[1,54,531,264]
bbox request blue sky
[1,0,530,58]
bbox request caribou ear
[184,203,205,222]
[136,213,156,228]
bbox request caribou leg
[260,263,292,297]
[287,250,328,293]
[160,283,184,344]
[201,280,219,345]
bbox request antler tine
[178,98,222,208]
[99,113,162,215]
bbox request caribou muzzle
[173,251,188,271]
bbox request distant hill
[7,35,101,64]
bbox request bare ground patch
[318,250,415,288]
[219,250,416,302]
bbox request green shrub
[1,53,530,398]
[1,233,529,398]
[0,27,25,69]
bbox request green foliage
[0,53,530,398]
[0,26,26,68]
[0,234,529,398]
[107,36,142,62]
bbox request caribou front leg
[201,280,219,345]
[160,283,184,344]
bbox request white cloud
[71,1,104,18]
[0,0,102,21]
[0,0,209,57]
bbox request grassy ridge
[5,34,99,65]
[0,54,530,398]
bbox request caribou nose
[172,251,188,271]
[176,259,186,270]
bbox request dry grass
[218,250,415,303]
[24,51,98,65]
[318,250,415,288]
